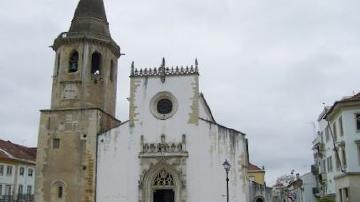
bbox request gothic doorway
[153,189,174,202]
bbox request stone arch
[254,196,264,202]
[50,180,66,202]
[91,51,102,75]
[141,162,182,202]
[68,50,79,73]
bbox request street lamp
[223,159,231,202]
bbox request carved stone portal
[139,135,188,202]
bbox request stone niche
[138,134,188,202]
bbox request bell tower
[35,0,121,201]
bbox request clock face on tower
[157,99,173,114]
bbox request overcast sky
[1,0,360,185]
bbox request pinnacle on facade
[69,0,111,39]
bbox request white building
[312,93,360,202]
[300,172,317,202]
[0,139,36,201]
[96,60,250,202]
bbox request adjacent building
[312,93,360,202]
[0,139,36,201]
[248,163,272,202]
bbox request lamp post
[223,159,231,202]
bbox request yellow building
[248,163,266,185]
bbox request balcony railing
[0,194,34,202]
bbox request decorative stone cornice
[53,32,121,57]
[130,58,199,79]
[139,134,188,158]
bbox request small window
[68,51,79,73]
[28,168,33,177]
[339,116,344,136]
[358,145,360,165]
[53,138,60,149]
[18,184,23,194]
[5,185,11,195]
[55,53,61,76]
[0,184,2,196]
[91,52,101,75]
[58,186,63,198]
[110,60,114,81]
[6,166,12,176]
[329,156,333,172]
[356,114,360,131]
[0,165,3,176]
[342,149,347,168]
[26,185,32,195]
[19,167,24,176]
[336,155,341,170]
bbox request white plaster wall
[341,109,360,172]
[96,75,248,202]
[301,172,317,202]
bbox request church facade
[35,0,250,201]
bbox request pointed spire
[195,58,199,72]
[69,0,111,39]
[131,61,135,76]
[160,57,166,83]
[161,57,166,68]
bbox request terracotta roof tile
[0,139,36,162]
[248,163,263,171]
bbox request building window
[5,185,11,196]
[18,184,23,194]
[28,168,33,177]
[19,167,24,176]
[0,184,2,196]
[91,52,101,75]
[333,123,337,141]
[356,114,360,131]
[336,154,341,171]
[339,116,344,136]
[358,145,360,165]
[344,188,349,201]
[58,186,63,198]
[110,60,114,81]
[26,185,32,195]
[325,126,330,142]
[6,166,12,176]
[0,165,3,176]
[327,156,333,172]
[53,138,60,149]
[68,51,79,73]
[52,181,65,200]
[342,149,347,168]
[55,53,61,76]
[339,189,343,202]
